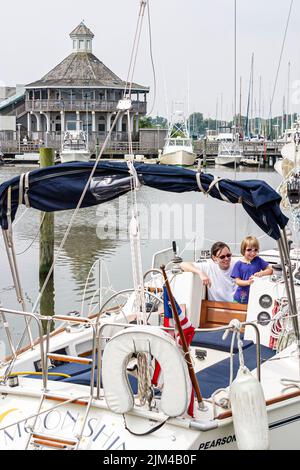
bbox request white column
[135,113,139,133]
[92,111,96,132]
[46,112,51,132]
[106,113,112,132]
[130,114,134,132]
[34,113,41,132]
[40,111,51,132]
[76,111,81,131]
[27,113,32,137]
[60,111,65,132]
[117,115,123,132]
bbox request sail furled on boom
[0,161,288,240]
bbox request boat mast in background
[287,61,291,130]
[245,53,254,138]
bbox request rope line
[32,110,122,313]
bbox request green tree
[139,115,168,129]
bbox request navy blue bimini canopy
[0,161,288,240]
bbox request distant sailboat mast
[245,53,254,138]
[258,75,262,136]
[287,61,291,131]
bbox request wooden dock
[1,140,284,158]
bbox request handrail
[0,308,46,390]
[44,314,97,397]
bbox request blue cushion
[34,344,276,401]
[197,344,276,399]
[62,369,138,392]
[191,330,253,353]
[27,358,94,381]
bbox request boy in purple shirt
[231,236,273,304]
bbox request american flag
[152,286,195,416]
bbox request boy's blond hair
[240,236,259,255]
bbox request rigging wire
[16,213,46,256]
[124,0,148,99]
[32,110,122,313]
[145,0,157,116]
[269,0,294,119]
[33,0,151,313]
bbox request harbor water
[0,165,282,347]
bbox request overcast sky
[0,0,299,120]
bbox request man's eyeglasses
[246,248,258,252]
[218,253,232,260]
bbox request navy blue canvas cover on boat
[0,161,288,239]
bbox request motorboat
[60,130,91,164]
[159,108,196,167]
[0,162,300,450]
[240,155,260,167]
[14,153,40,164]
[215,140,243,167]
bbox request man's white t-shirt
[194,259,236,302]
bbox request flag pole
[161,265,205,409]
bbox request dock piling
[39,148,55,332]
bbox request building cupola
[70,21,94,53]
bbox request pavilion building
[24,22,149,142]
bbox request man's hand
[199,272,211,287]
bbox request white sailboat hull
[281,141,300,162]
[1,377,300,450]
[159,150,196,166]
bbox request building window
[73,40,77,50]
[79,40,85,50]
[87,40,91,50]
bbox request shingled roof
[70,22,94,38]
[26,52,149,90]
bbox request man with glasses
[180,241,236,302]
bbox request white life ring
[102,325,192,417]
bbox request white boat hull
[1,379,300,450]
[159,150,196,166]
[60,151,91,163]
[240,158,260,167]
[215,155,242,167]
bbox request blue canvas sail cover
[0,161,288,240]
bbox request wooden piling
[39,148,55,331]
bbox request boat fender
[230,366,270,450]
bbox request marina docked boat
[215,140,243,167]
[0,161,300,450]
[60,129,91,164]
[240,155,260,167]
[159,108,196,166]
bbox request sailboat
[1,0,300,453]
[159,107,196,166]
[0,161,300,450]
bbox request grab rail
[0,308,46,389]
